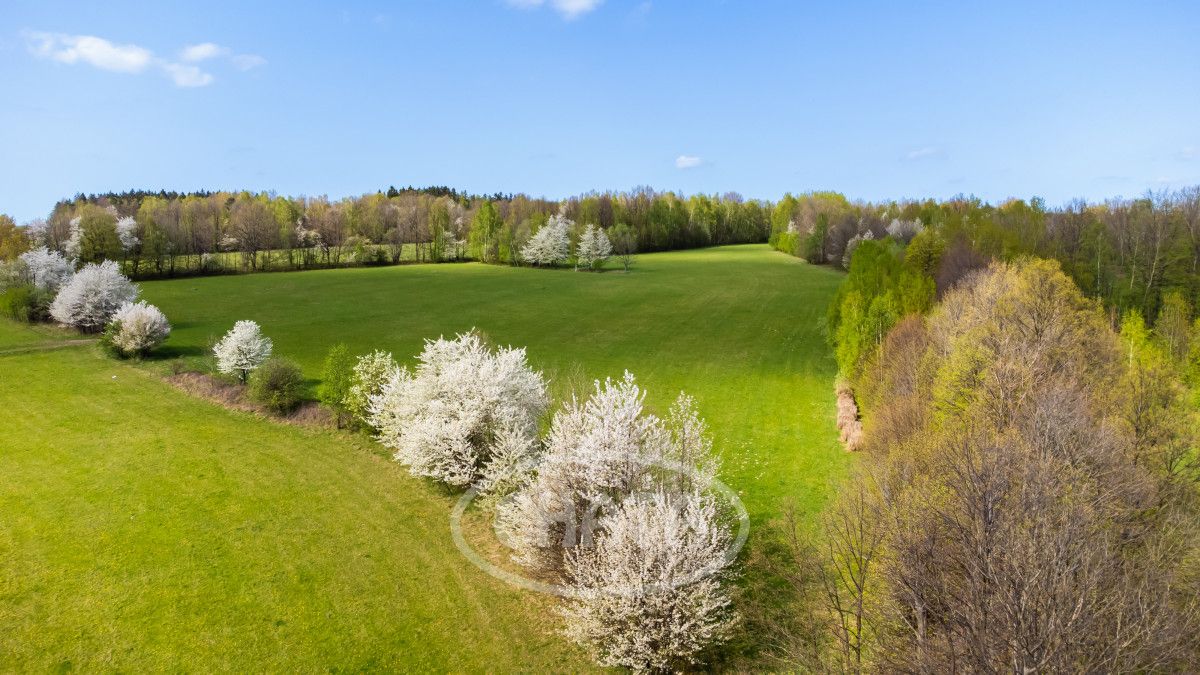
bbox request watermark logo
[450,457,750,598]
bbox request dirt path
[0,339,95,356]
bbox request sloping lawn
[0,347,594,671]
[1,245,848,669]
[142,245,849,520]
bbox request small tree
[575,224,612,271]
[0,214,30,261]
[318,343,355,427]
[1155,291,1193,362]
[520,214,571,267]
[48,260,138,332]
[103,300,170,357]
[248,357,305,413]
[562,490,736,672]
[609,223,637,273]
[368,332,548,488]
[345,350,399,427]
[213,320,273,383]
[19,247,74,293]
[496,374,718,573]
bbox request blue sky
[1,0,1197,222]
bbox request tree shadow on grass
[147,344,208,360]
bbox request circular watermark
[450,457,750,598]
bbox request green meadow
[1,244,848,670]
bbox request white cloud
[162,62,213,87]
[1177,146,1198,161]
[184,43,264,70]
[506,0,604,19]
[180,42,228,62]
[230,53,267,70]
[24,31,151,73]
[904,146,940,160]
[675,155,703,169]
[25,30,264,87]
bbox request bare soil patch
[165,371,333,428]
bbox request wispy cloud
[675,154,703,169]
[230,53,267,70]
[505,0,604,20]
[1177,146,1198,161]
[904,146,941,160]
[162,62,213,87]
[180,42,227,62]
[183,42,266,71]
[25,31,152,73]
[24,30,264,88]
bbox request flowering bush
[368,332,547,488]
[575,224,612,270]
[495,373,717,572]
[521,214,572,266]
[492,371,734,670]
[48,260,137,332]
[103,300,170,357]
[213,320,273,382]
[344,350,399,426]
[562,490,736,672]
[18,247,75,293]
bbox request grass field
[1,244,848,670]
[142,244,849,520]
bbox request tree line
[0,186,772,278]
[773,187,1200,322]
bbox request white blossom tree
[18,247,74,293]
[495,373,717,573]
[575,224,612,271]
[368,332,548,488]
[62,216,83,260]
[48,260,138,332]
[562,490,736,672]
[213,320,273,382]
[521,214,572,266]
[885,217,923,243]
[106,300,170,356]
[493,372,734,670]
[344,350,399,426]
[115,216,140,254]
[841,230,875,270]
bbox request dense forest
[801,187,1200,670]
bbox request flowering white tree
[495,373,717,573]
[562,490,736,672]
[48,260,138,332]
[494,372,734,670]
[24,219,49,248]
[885,217,923,243]
[62,216,85,260]
[575,224,612,271]
[213,320,273,382]
[344,350,399,426]
[106,300,170,356]
[521,214,572,266]
[18,247,74,293]
[368,332,548,488]
[841,230,875,270]
[116,216,140,253]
